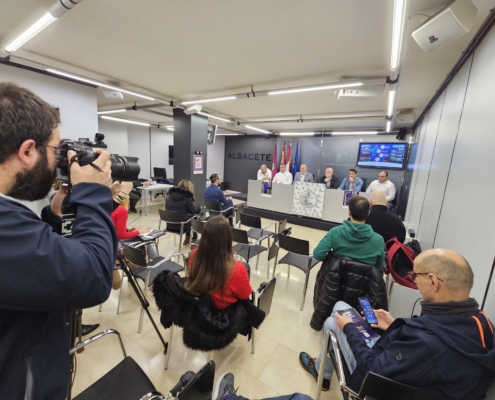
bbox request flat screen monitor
[357,142,408,169]
[153,167,167,179]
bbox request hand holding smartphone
[358,297,378,325]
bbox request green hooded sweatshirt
[313,220,385,268]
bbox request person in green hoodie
[313,195,384,268]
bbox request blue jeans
[222,394,312,400]
[315,301,379,379]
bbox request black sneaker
[299,352,331,391]
[213,372,236,400]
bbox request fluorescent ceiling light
[182,96,236,105]
[391,0,406,70]
[387,90,396,117]
[332,131,379,136]
[46,69,155,101]
[197,112,231,123]
[166,127,174,131]
[217,133,241,136]
[97,109,126,115]
[279,132,315,136]
[4,12,57,53]
[100,115,150,127]
[245,125,270,134]
[386,120,392,133]
[268,82,363,96]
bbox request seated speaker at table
[319,168,339,189]
[272,164,293,184]
[366,171,396,202]
[294,164,314,183]
[257,164,272,182]
[339,168,363,192]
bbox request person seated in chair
[128,179,149,213]
[294,164,314,183]
[301,249,495,400]
[205,173,234,225]
[338,168,363,192]
[271,163,293,184]
[365,191,405,243]
[319,167,339,189]
[166,179,203,247]
[187,215,252,309]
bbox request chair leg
[300,270,310,311]
[208,350,214,361]
[251,327,256,354]
[138,271,151,333]
[174,234,176,246]
[288,264,291,279]
[178,232,182,253]
[116,270,124,315]
[165,325,174,370]
[256,253,260,270]
[315,330,331,400]
[98,303,102,312]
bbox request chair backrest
[153,167,167,179]
[267,234,280,261]
[257,278,276,317]
[277,219,287,234]
[159,209,182,223]
[204,200,221,212]
[388,281,422,318]
[231,227,249,244]
[359,371,438,400]
[122,243,147,268]
[278,234,309,256]
[240,213,262,229]
[191,218,205,235]
[361,177,368,192]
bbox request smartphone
[358,297,378,325]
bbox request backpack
[385,238,421,290]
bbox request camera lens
[110,155,140,181]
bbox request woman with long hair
[186,215,252,309]
[166,179,203,246]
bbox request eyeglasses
[36,143,61,161]
[407,271,444,282]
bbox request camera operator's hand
[50,185,69,217]
[69,149,112,187]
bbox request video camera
[56,133,140,183]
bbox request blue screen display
[357,143,407,169]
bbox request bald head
[369,191,388,206]
[260,164,267,173]
[325,168,334,177]
[415,249,473,293]
[300,164,307,174]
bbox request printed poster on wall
[292,182,325,219]
[193,155,203,174]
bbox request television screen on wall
[357,142,408,169]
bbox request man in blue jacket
[338,168,363,192]
[205,173,234,225]
[310,248,495,400]
[0,82,118,400]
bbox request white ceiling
[1,0,494,134]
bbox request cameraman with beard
[0,82,118,399]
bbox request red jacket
[188,249,252,309]
[111,205,139,240]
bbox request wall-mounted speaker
[101,88,124,99]
[396,110,416,124]
[412,0,477,53]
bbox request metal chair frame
[231,227,269,276]
[271,234,320,310]
[158,209,197,253]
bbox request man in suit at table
[294,164,314,183]
[318,167,339,189]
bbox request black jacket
[152,270,265,351]
[366,205,406,243]
[0,184,118,400]
[311,254,388,331]
[318,175,340,189]
[165,187,201,232]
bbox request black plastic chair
[189,218,206,251]
[272,234,320,310]
[122,243,185,333]
[360,178,368,192]
[204,200,235,224]
[158,209,196,253]
[231,227,267,273]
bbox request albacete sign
[227,153,272,162]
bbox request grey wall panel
[207,136,225,178]
[434,27,495,305]
[416,57,473,250]
[405,93,445,234]
[127,125,150,179]
[0,63,98,141]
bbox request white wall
[405,26,495,316]
[151,127,174,179]
[127,125,151,179]
[0,63,98,140]
[207,136,225,178]
[98,117,128,155]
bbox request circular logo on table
[299,190,318,209]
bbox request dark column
[173,108,208,205]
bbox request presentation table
[247,180,370,224]
[137,183,173,216]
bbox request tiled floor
[71,197,343,399]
